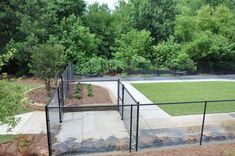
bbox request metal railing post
[129,105,133,153]
[136,103,140,151]
[121,84,124,120]
[200,101,207,145]
[57,88,62,123]
[67,66,69,94]
[45,106,52,156]
[117,79,120,111]
[60,76,65,100]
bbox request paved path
[0,111,46,134]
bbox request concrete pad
[56,111,129,143]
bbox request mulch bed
[105,143,235,156]
[18,77,43,85]
[27,87,50,105]
[0,134,48,156]
[27,83,114,107]
[65,83,113,106]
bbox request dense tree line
[1,0,235,75]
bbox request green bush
[29,44,66,96]
[0,80,33,131]
[75,83,82,99]
[87,84,93,97]
[75,56,108,75]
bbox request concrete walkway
[0,111,46,134]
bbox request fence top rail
[139,99,235,106]
[123,86,138,104]
[47,105,124,109]
[62,79,120,82]
[61,63,72,77]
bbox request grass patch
[0,80,38,115]
[0,134,18,144]
[132,81,235,115]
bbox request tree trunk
[44,79,51,97]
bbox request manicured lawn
[132,81,235,115]
[0,134,18,144]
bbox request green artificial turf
[132,81,235,115]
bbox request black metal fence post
[200,101,207,145]
[45,106,51,156]
[57,88,62,123]
[129,105,133,153]
[67,65,69,94]
[60,76,65,100]
[121,84,124,120]
[136,103,140,151]
[117,79,120,111]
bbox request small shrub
[87,84,93,97]
[1,73,8,81]
[75,83,82,99]
[75,92,81,99]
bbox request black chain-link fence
[45,63,235,155]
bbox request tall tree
[129,0,177,42]
[112,29,153,70]
[84,3,114,58]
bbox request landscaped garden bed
[65,83,114,106]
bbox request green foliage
[1,0,235,75]
[29,44,65,95]
[129,0,177,42]
[57,15,100,64]
[75,83,82,99]
[87,84,93,97]
[153,37,196,71]
[175,3,235,66]
[77,56,108,75]
[0,48,16,70]
[85,3,114,58]
[0,80,33,131]
[112,29,153,71]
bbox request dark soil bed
[27,87,50,104]
[65,83,113,106]
[0,134,48,156]
[27,83,114,106]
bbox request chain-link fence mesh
[50,107,130,155]
[137,102,204,150]
[61,63,74,98]
[45,63,235,155]
[203,101,235,144]
[122,86,138,151]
